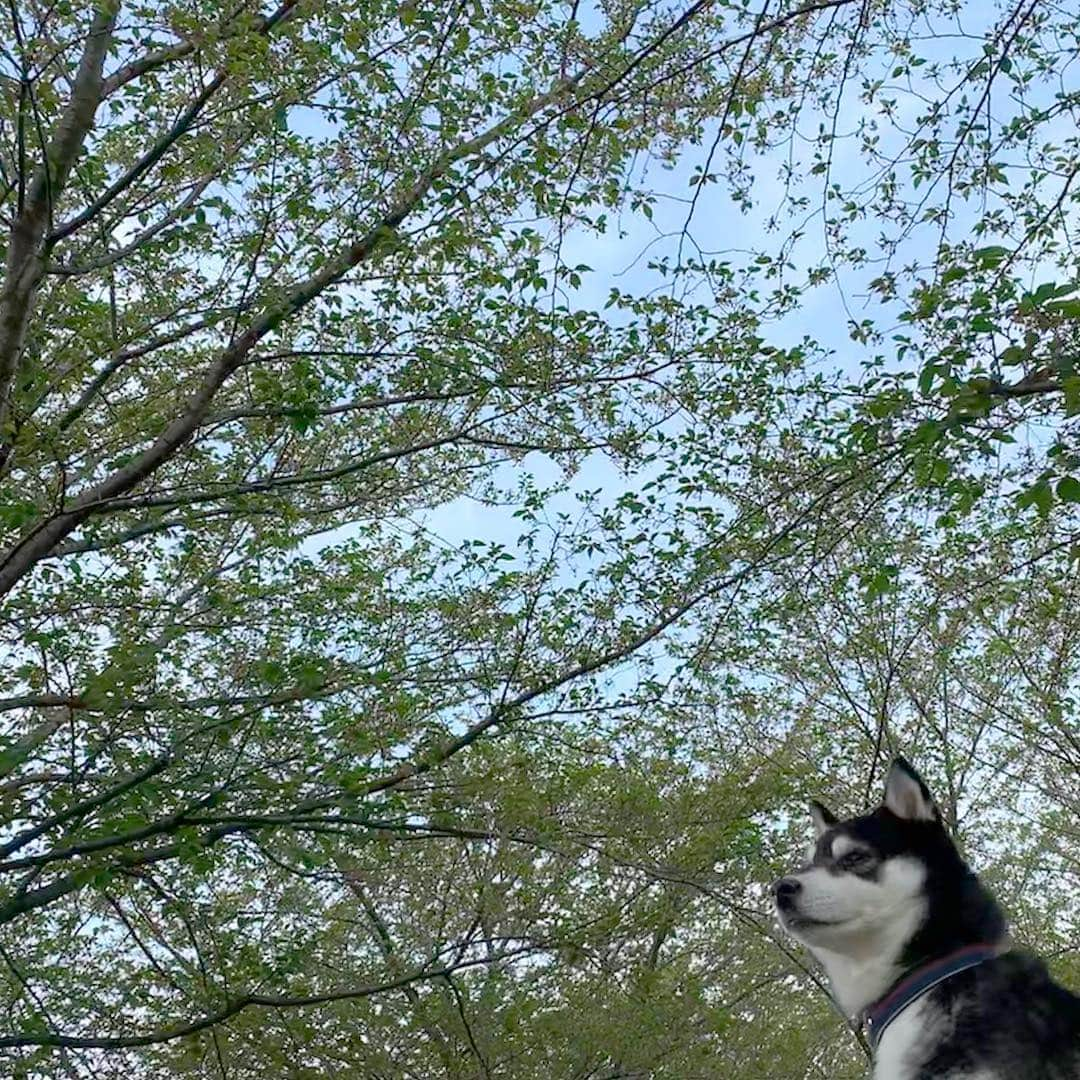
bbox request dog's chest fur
[873,997,932,1080]
[873,996,1007,1080]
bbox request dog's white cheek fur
[788,857,928,1014]
[793,855,925,927]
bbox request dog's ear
[810,800,838,838]
[883,757,939,822]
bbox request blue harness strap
[863,943,1006,1050]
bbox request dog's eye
[839,850,872,870]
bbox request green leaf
[1064,375,1080,416]
[1045,298,1080,318]
[1057,476,1080,503]
[1016,479,1054,517]
[972,246,1010,269]
[918,364,936,396]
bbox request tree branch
[0,1,120,449]
[0,944,546,1049]
[0,71,589,598]
[48,0,303,246]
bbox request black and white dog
[774,757,1080,1078]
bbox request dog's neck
[808,898,929,1016]
[813,922,1009,1019]
[812,945,906,1016]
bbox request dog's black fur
[920,951,1080,1077]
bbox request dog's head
[774,757,975,958]
[773,756,1006,1011]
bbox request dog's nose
[772,877,802,907]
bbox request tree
[0,0,1077,1076]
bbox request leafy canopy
[0,0,1077,1076]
